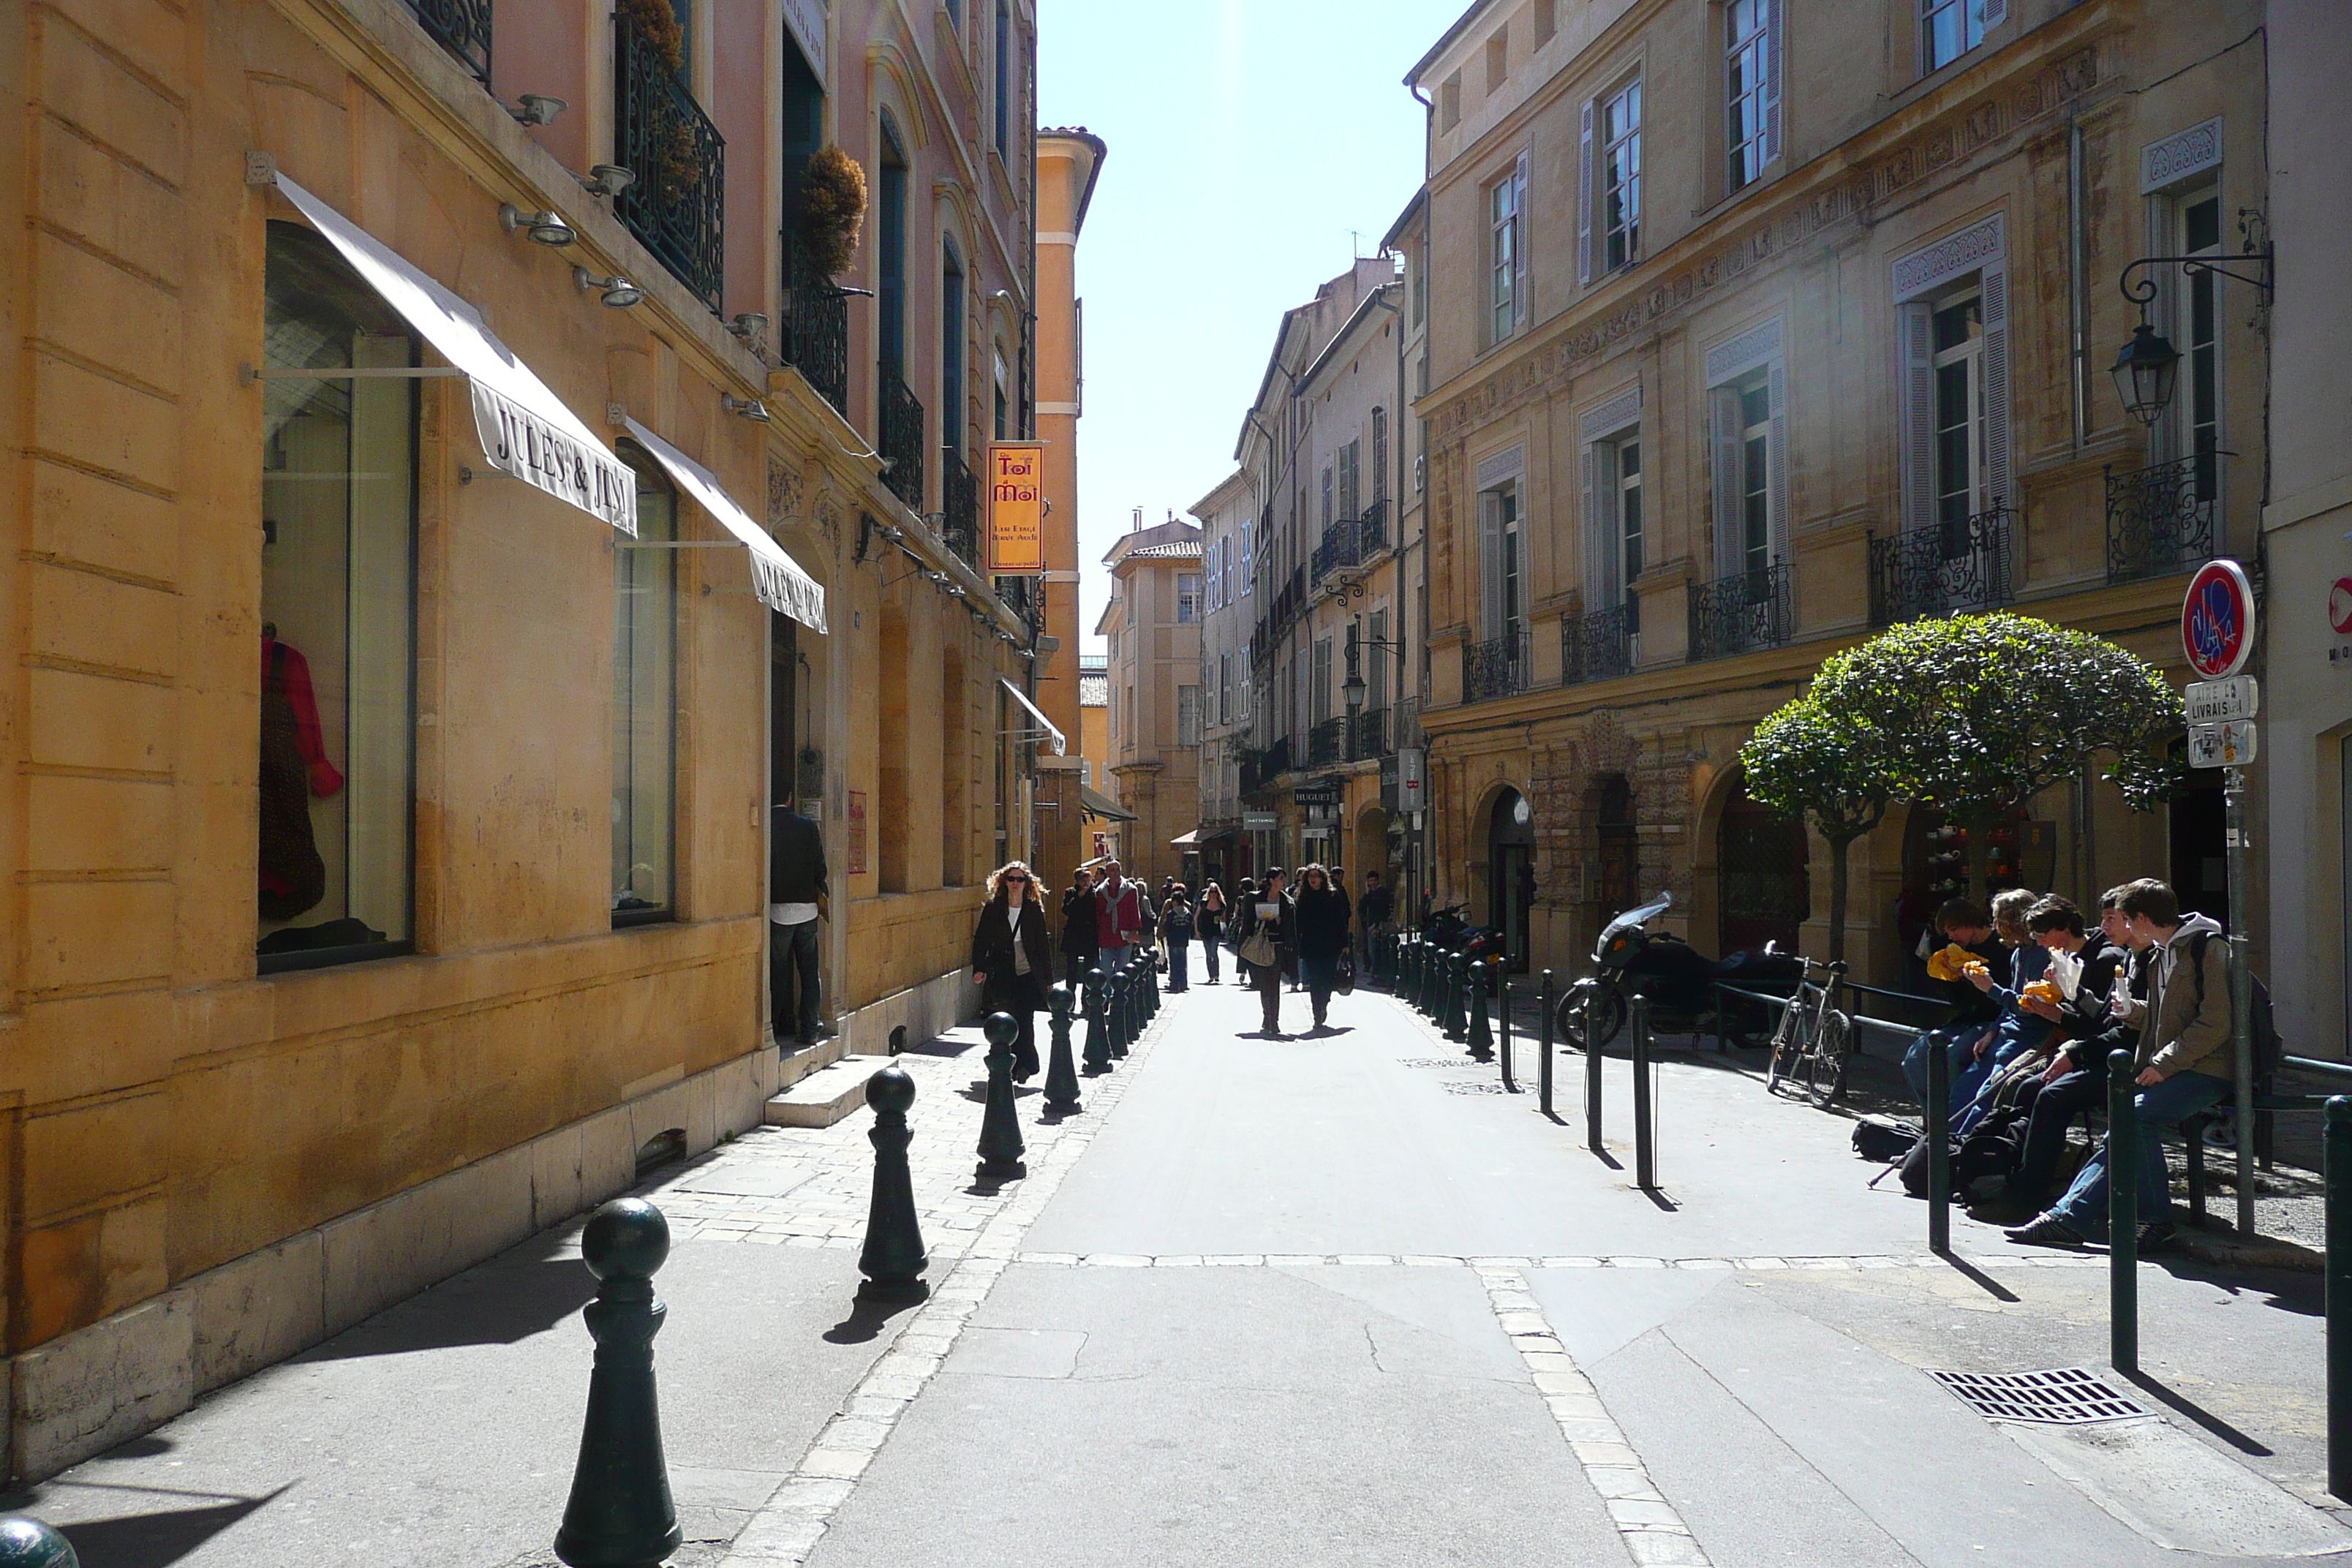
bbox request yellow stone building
[1098,519,1202,891]
[1406,0,2268,980]
[0,0,1045,1476]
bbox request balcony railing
[406,0,491,80]
[1308,717,1347,767]
[995,574,1040,634]
[1309,501,1391,585]
[942,454,980,568]
[1868,508,2014,627]
[1562,603,1637,685]
[2106,455,2219,586]
[614,7,725,312]
[1688,562,1793,662]
[1241,736,1291,796]
[879,369,926,510]
[1349,707,1390,762]
[1354,499,1388,557]
[1463,629,1534,704]
[780,231,849,419]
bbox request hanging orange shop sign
[986,442,1046,574]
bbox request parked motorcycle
[1562,891,1801,1048]
[1422,903,1507,963]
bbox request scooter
[1422,903,1507,963]
[1563,891,1801,1047]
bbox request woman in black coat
[1291,864,1354,1031]
[1233,869,1294,1038]
[973,861,1055,1079]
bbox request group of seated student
[1901,880,2239,1254]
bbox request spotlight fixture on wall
[573,267,643,309]
[576,163,634,198]
[500,203,575,246]
[508,94,568,127]
[946,584,968,600]
[721,395,771,423]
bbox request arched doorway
[1489,788,1535,970]
[1595,774,1640,922]
[1718,772,1809,955]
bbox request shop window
[258,221,417,972]
[614,446,678,924]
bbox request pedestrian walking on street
[1059,867,1101,991]
[769,788,829,1048]
[1196,881,1227,985]
[1230,880,1257,984]
[1235,869,1294,1038]
[1357,870,1394,980]
[1292,863,1353,1033]
[1095,860,1146,972]
[971,861,1053,1081]
[1161,887,1196,992]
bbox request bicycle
[1764,957,1852,1107]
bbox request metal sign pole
[2227,763,2255,1237]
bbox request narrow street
[31,984,2350,1567]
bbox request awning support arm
[241,364,465,383]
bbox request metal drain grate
[1444,1081,1508,1095]
[1397,1058,1477,1068]
[1932,1367,2148,1425]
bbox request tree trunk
[1963,816,1990,903]
[1827,834,1850,967]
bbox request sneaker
[2005,1214,2087,1248]
[2136,1220,2179,1256]
[1968,1196,2040,1226]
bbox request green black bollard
[1443,954,1468,1042]
[976,1012,1028,1180]
[1082,965,1112,1074]
[555,1199,682,1568]
[1147,947,1161,1014]
[1467,958,1495,1063]
[2327,1097,2351,1501]
[1043,983,1082,1115]
[1537,970,1555,1115]
[1926,1032,1951,1254]
[1499,966,1518,1091]
[2108,1047,2138,1373]
[1632,996,1656,1191]
[1411,940,1430,1014]
[1583,984,1605,1156]
[1106,964,1129,1057]
[856,1063,928,1302]
[0,1518,78,1567]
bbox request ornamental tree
[1809,612,2180,899]
[1739,687,1905,965]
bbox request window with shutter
[1727,0,1777,191]
[1578,101,1596,284]
[1601,80,1642,273]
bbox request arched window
[1718,772,1808,954]
[258,220,418,970]
[877,113,909,372]
[614,444,678,924]
[1488,788,1536,970]
[941,235,965,459]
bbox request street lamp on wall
[2111,209,2273,425]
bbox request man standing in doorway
[771,788,829,1049]
[1096,859,1145,972]
[1358,870,1394,979]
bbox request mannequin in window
[258,622,344,920]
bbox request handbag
[1237,923,1277,969]
[1335,951,1356,996]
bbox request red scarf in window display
[258,634,343,920]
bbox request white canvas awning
[623,417,828,633]
[269,171,638,535]
[999,676,1067,755]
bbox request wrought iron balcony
[1562,603,1637,685]
[1869,508,2016,627]
[405,0,491,80]
[1308,717,1347,767]
[1349,707,1391,762]
[1241,736,1290,796]
[942,454,980,568]
[1308,501,1391,586]
[2106,454,2219,586]
[1687,562,1793,662]
[878,369,926,509]
[780,232,849,419]
[1463,629,1534,704]
[614,7,725,312]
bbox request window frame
[1919,0,1986,76]
[1725,0,1779,192]
[611,441,681,930]
[1600,77,1643,274]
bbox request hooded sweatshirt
[2123,913,2236,1082]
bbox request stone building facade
[0,0,1044,1477]
[1406,0,2267,980]
[1098,520,1203,889]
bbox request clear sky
[1036,1,1441,650]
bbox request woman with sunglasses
[970,861,1053,1079]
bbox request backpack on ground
[1852,1116,1918,1164]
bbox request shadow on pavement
[2122,1368,2274,1455]
[822,1296,926,1346]
[52,1484,287,1568]
[304,1256,595,1360]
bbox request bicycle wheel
[1763,996,1803,1095]
[1802,1007,1854,1108]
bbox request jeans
[1166,940,1189,991]
[2050,1068,2233,1231]
[771,918,821,1043]
[1100,941,1129,976]
[1197,927,1221,983]
[2010,1060,2108,1207]
[1904,1025,1989,1107]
